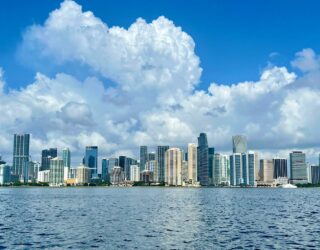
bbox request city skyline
[1,1,320,164]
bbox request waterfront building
[254,152,260,181]
[156,146,169,183]
[28,161,40,182]
[0,165,11,185]
[208,147,215,185]
[310,165,320,184]
[76,164,90,184]
[197,133,209,186]
[230,153,242,186]
[139,146,148,172]
[273,158,287,179]
[260,159,274,184]
[69,167,77,179]
[187,143,197,185]
[41,148,57,171]
[84,146,98,177]
[290,151,307,183]
[232,135,247,154]
[165,148,183,186]
[37,170,50,183]
[119,156,138,181]
[130,165,140,182]
[62,148,71,168]
[111,166,124,185]
[49,157,64,186]
[12,133,30,181]
[101,158,109,182]
[242,152,256,186]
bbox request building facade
[139,146,148,172]
[156,146,169,183]
[130,165,140,182]
[84,146,98,178]
[290,151,307,183]
[12,133,30,181]
[187,143,197,185]
[260,159,274,184]
[49,157,64,186]
[165,148,182,186]
[76,164,90,184]
[197,133,209,186]
[273,158,287,179]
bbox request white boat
[281,183,297,189]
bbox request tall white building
[130,165,140,182]
[212,154,230,186]
[165,148,182,186]
[49,157,64,186]
[187,143,197,184]
[260,159,274,184]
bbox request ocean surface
[0,187,319,249]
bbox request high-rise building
[197,133,209,186]
[41,148,57,171]
[119,156,138,181]
[310,165,320,184]
[76,164,90,185]
[12,134,30,180]
[156,146,169,183]
[107,158,119,176]
[165,148,182,186]
[85,146,98,177]
[230,153,242,186]
[49,157,64,186]
[111,166,124,185]
[0,164,11,185]
[101,158,109,182]
[62,148,71,168]
[212,154,230,186]
[260,159,274,184]
[208,147,215,184]
[273,158,287,179]
[187,143,197,185]
[242,152,256,186]
[130,165,140,182]
[140,146,148,172]
[290,151,307,183]
[232,135,247,154]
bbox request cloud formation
[1,1,320,165]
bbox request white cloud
[1,1,320,166]
[291,48,320,72]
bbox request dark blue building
[197,133,209,186]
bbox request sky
[0,0,320,166]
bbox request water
[0,187,319,249]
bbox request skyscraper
[101,158,109,182]
[273,158,287,179]
[49,157,64,186]
[230,153,242,186]
[232,135,247,154]
[260,159,274,184]
[197,133,209,186]
[12,134,30,180]
[242,152,256,186]
[139,146,148,172]
[156,146,169,183]
[208,147,215,184]
[165,148,182,186]
[147,152,156,161]
[85,146,98,177]
[290,151,307,183]
[62,148,71,168]
[310,165,320,184]
[41,148,57,171]
[187,143,197,185]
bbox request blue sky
[1,0,320,164]
[1,0,320,90]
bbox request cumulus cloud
[1,0,320,166]
[19,0,201,94]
